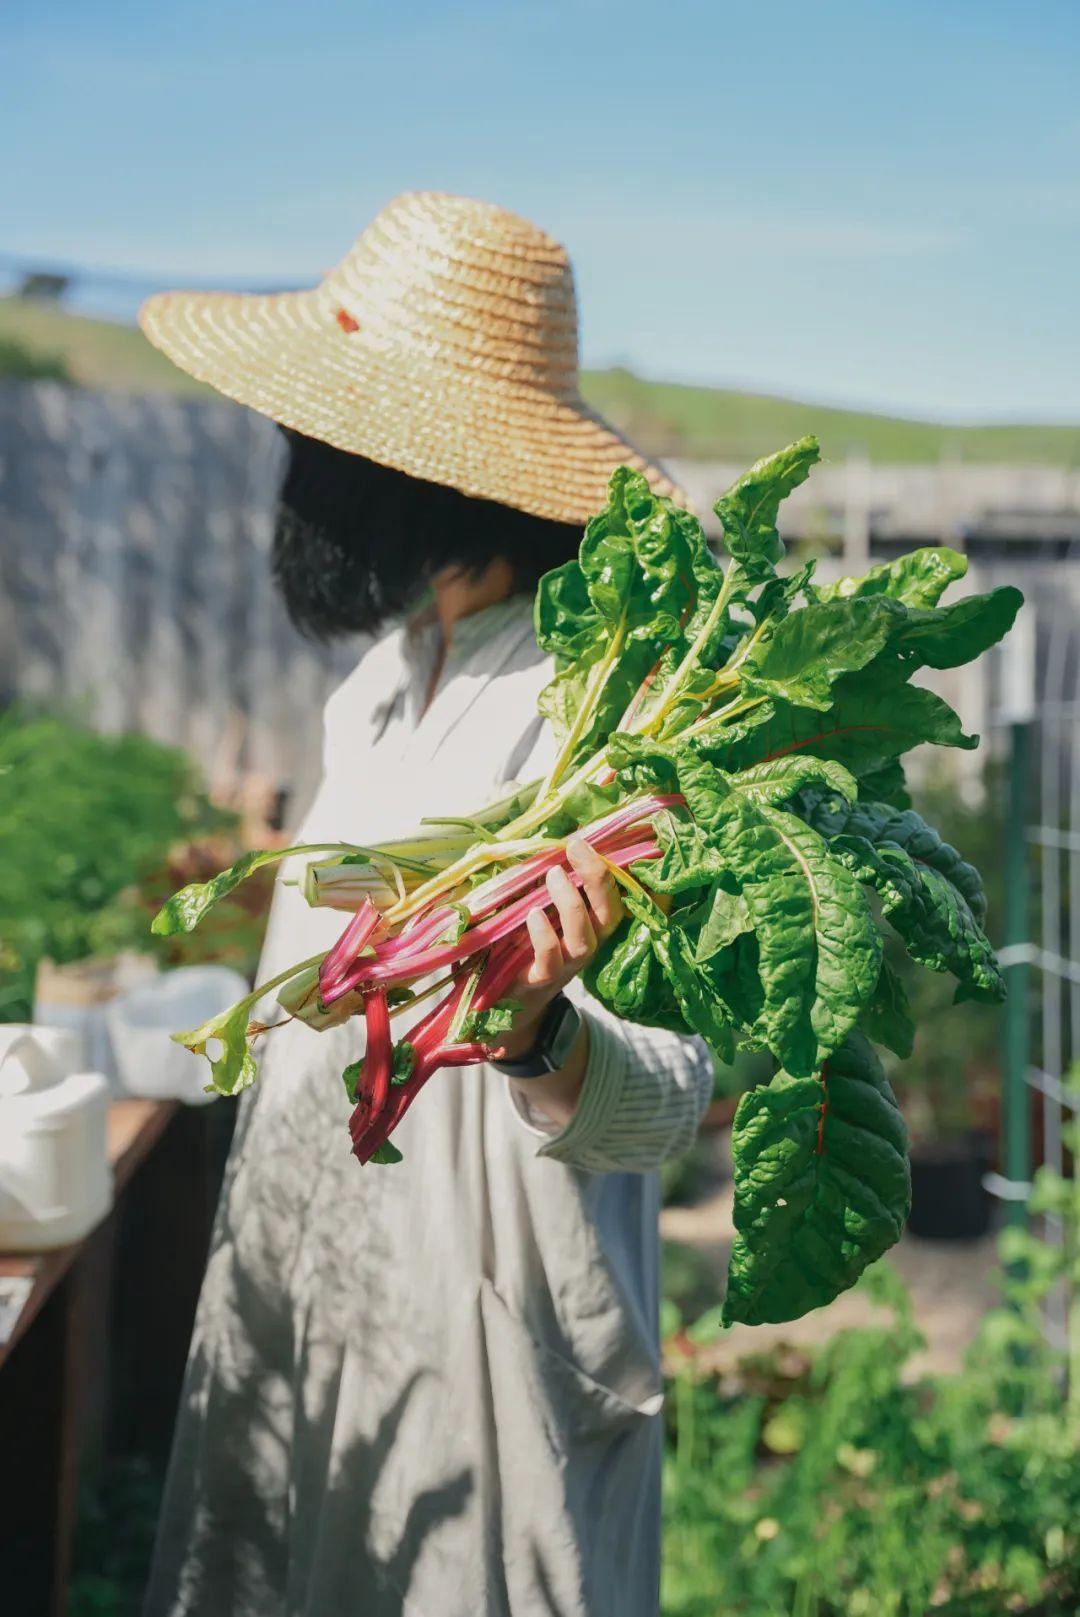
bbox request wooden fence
[0,381,360,813]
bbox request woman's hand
[494,836,623,1065]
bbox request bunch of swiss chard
[154,437,1022,1326]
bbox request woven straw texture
[139,192,683,524]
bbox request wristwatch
[491,992,582,1079]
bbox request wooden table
[0,1099,177,1371]
[0,1098,224,1617]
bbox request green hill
[584,366,1080,469]
[0,296,213,396]
[2,297,1077,467]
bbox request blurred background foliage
[660,1130,1080,1617]
[0,707,268,1022]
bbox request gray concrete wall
[0,381,360,814]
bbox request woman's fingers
[565,837,623,939]
[545,863,596,964]
[525,904,564,985]
[520,843,623,994]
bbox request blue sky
[4,0,1079,420]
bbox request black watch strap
[491,993,581,1079]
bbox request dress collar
[405,592,531,671]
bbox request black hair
[272,427,581,640]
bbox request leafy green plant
[0,707,253,1021]
[662,1130,1080,1616]
[154,438,1020,1324]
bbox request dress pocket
[478,1276,664,1444]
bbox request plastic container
[34,952,158,1092]
[105,965,252,1105]
[0,1026,111,1251]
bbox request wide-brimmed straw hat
[139,191,683,525]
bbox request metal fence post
[1000,611,1036,1227]
[1002,717,1032,1227]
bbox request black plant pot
[907,1133,993,1241]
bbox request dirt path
[660,1131,998,1378]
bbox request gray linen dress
[144,597,713,1617]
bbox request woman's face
[272,429,579,641]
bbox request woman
[140,193,713,1617]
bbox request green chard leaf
[726,755,858,809]
[174,998,257,1096]
[370,1141,404,1165]
[342,1059,362,1105]
[538,780,621,838]
[151,840,388,935]
[577,467,695,638]
[889,586,1023,670]
[636,805,727,895]
[694,885,751,963]
[749,558,817,626]
[712,660,977,777]
[458,1000,524,1042]
[535,468,709,764]
[854,759,911,810]
[345,1039,417,1105]
[435,903,472,946]
[653,922,737,1062]
[584,919,689,1035]
[391,1041,416,1083]
[797,797,989,924]
[832,832,1003,1004]
[534,557,597,662]
[537,644,639,766]
[722,1031,911,1326]
[737,596,898,711]
[860,957,916,1059]
[672,750,882,1076]
[812,546,967,608]
[714,436,820,582]
[663,507,732,671]
[151,846,295,935]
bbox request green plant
[0,707,254,1020]
[661,1134,1080,1615]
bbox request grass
[3,297,1078,466]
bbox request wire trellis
[986,548,1080,1351]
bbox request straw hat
[139,191,683,525]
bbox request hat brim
[139,283,684,525]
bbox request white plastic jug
[0,1026,111,1251]
[105,965,252,1105]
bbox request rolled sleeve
[506,989,715,1174]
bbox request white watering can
[0,1026,111,1251]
